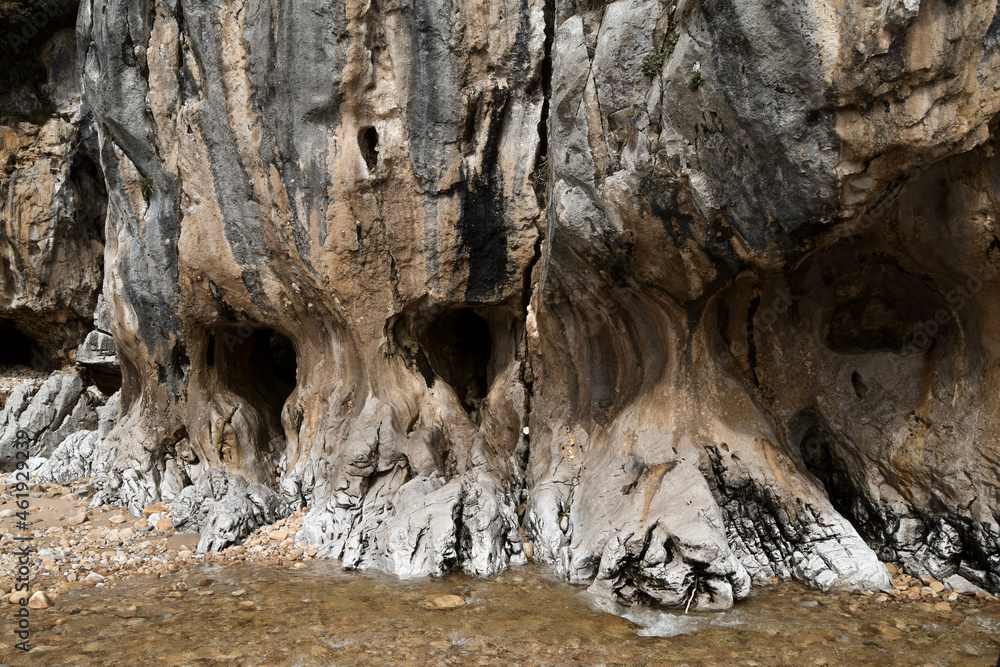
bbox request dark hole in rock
[85,362,123,397]
[796,420,885,547]
[851,371,866,399]
[420,308,492,420]
[359,126,378,172]
[208,326,298,451]
[0,320,38,367]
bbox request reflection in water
[4,562,999,666]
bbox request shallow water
[3,563,999,666]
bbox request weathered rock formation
[0,26,105,366]
[2,0,999,610]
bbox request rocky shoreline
[2,476,997,618]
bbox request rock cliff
[2,0,1000,609]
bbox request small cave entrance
[794,417,887,550]
[359,126,379,173]
[206,325,299,457]
[0,320,39,367]
[396,307,494,421]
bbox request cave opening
[796,420,888,552]
[0,320,38,367]
[208,325,298,451]
[359,126,379,172]
[417,308,493,420]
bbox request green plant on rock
[688,72,703,92]
[642,51,666,78]
[138,177,154,198]
[665,26,680,57]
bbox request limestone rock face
[0,29,105,364]
[0,371,105,469]
[67,0,1000,608]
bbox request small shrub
[641,51,666,78]
[665,27,680,57]
[138,177,154,198]
[688,72,703,92]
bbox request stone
[237,600,255,610]
[428,595,466,610]
[944,575,988,596]
[934,602,952,612]
[142,503,168,518]
[81,573,105,587]
[108,515,127,525]
[0,373,104,469]
[8,591,25,605]
[155,517,173,532]
[27,591,52,609]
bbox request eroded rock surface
[0,371,104,469]
[4,0,994,610]
[0,27,105,365]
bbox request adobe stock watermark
[9,429,35,652]
[904,256,1000,351]
[729,254,1000,358]
[3,0,77,55]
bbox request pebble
[0,509,15,518]
[27,591,52,609]
[82,573,105,587]
[66,512,88,526]
[428,595,466,610]
[238,600,255,610]
[934,602,952,612]
[142,502,169,518]
[155,517,174,532]
[108,515,127,525]
[8,591,24,605]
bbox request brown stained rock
[428,595,466,610]
[27,591,53,609]
[142,503,168,518]
[81,573,105,587]
[155,517,174,532]
[66,513,88,526]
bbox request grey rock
[171,470,290,553]
[0,373,104,470]
[944,574,987,595]
[34,430,100,484]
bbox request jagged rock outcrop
[35,390,119,484]
[0,371,105,469]
[11,0,993,610]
